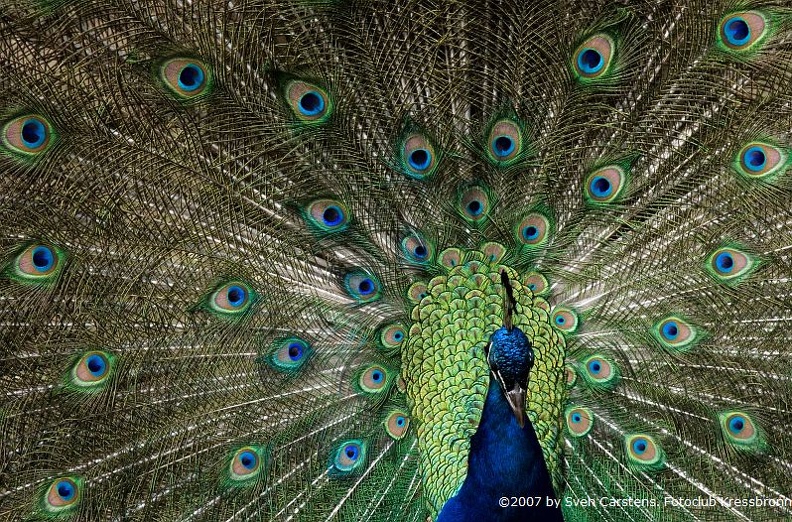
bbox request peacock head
[485,272,535,428]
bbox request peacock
[1,0,792,520]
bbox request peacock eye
[458,186,490,222]
[230,447,261,479]
[285,81,332,122]
[70,351,114,389]
[706,246,755,283]
[10,243,65,284]
[358,365,391,393]
[401,233,433,264]
[565,406,593,437]
[331,440,367,475]
[573,34,615,80]
[719,12,767,51]
[343,271,382,303]
[719,411,760,448]
[379,323,407,349]
[384,410,410,439]
[160,58,212,99]
[584,166,626,204]
[3,115,55,157]
[267,337,313,373]
[624,433,664,470]
[226,446,268,485]
[580,354,619,389]
[44,476,82,513]
[305,199,350,233]
[735,142,787,180]
[653,316,698,351]
[208,281,255,317]
[551,307,579,334]
[487,120,522,164]
[401,133,438,179]
[516,213,551,246]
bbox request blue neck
[436,379,563,522]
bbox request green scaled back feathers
[1,1,792,522]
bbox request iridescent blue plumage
[437,324,562,522]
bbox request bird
[0,0,791,521]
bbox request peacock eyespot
[516,213,551,247]
[358,365,391,393]
[566,406,593,437]
[719,411,760,447]
[3,115,55,157]
[385,410,410,440]
[581,354,618,388]
[344,271,382,303]
[487,120,522,164]
[652,316,698,351]
[707,246,754,283]
[459,186,490,222]
[305,199,350,233]
[230,447,261,479]
[71,351,114,389]
[551,307,579,333]
[227,446,267,484]
[10,243,65,284]
[585,166,626,204]
[208,281,255,316]
[44,476,82,513]
[160,58,212,99]
[331,439,366,475]
[379,323,407,349]
[400,133,438,179]
[573,34,614,80]
[286,81,332,123]
[719,12,767,51]
[401,233,433,264]
[735,142,786,180]
[624,434,664,469]
[268,337,312,373]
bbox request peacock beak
[502,379,527,429]
[487,352,527,428]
